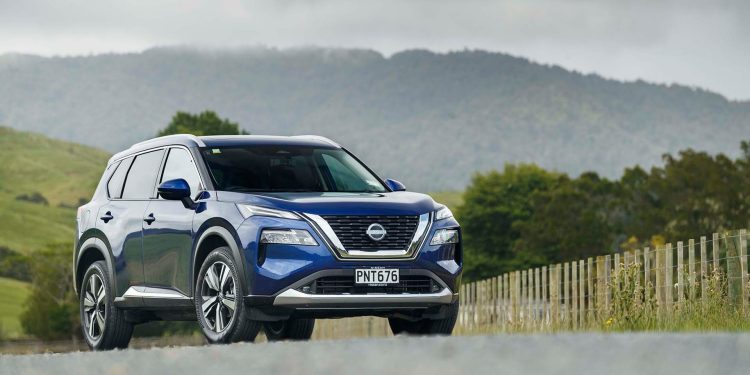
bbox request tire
[195,246,261,344]
[263,318,315,341]
[80,261,133,350]
[388,301,459,336]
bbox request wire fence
[316,229,750,337]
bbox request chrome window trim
[301,212,433,260]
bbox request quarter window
[160,147,202,198]
[107,157,132,199]
[121,149,165,199]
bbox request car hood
[216,191,439,216]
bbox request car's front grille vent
[321,215,419,251]
[299,275,441,295]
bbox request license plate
[355,268,400,285]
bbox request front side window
[160,147,202,198]
[122,149,165,199]
[201,146,386,193]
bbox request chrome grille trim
[302,212,432,260]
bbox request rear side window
[107,158,132,199]
[160,147,202,198]
[122,149,165,199]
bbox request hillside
[0,47,749,191]
[0,127,110,253]
[0,277,29,338]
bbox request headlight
[260,229,318,246]
[237,204,300,220]
[430,229,459,245]
[435,205,453,221]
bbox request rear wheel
[80,261,133,350]
[195,246,261,344]
[388,302,459,336]
[263,318,315,341]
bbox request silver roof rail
[129,134,205,149]
[291,135,340,147]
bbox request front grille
[321,215,419,251]
[301,275,441,295]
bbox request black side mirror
[158,179,197,209]
[385,178,406,192]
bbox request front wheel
[195,246,261,344]
[263,318,315,341]
[80,261,133,350]
[388,302,459,336]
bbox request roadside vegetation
[458,142,750,282]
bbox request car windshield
[200,146,388,193]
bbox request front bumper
[236,214,463,303]
[273,288,455,307]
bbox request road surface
[2,333,749,374]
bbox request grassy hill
[0,127,109,338]
[0,127,109,254]
[0,277,29,338]
[1,47,749,191]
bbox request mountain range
[1,47,748,191]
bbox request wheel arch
[193,219,249,297]
[75,229,116,296]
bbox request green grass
[428,191,464,211]
[0,277,30,338]
[0,127,110,254]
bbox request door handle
[100,211,113,223]
[143,213,156,225]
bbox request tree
[20,243,79,340]
[513,173,619,267]
[158,110,248,136]
[456,164,559,280]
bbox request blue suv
[74,134,462,350]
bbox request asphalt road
[2,333,749,375]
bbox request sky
[1,0,749,100]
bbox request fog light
[430,229,459,245]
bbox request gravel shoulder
[2,333,749,375]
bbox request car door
[142,146,203,296]
[96,149,165,298]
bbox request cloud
[0,0,748,99]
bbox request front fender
[193,221,249,297]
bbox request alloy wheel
[83,274,106,340]
[200,261,237,332]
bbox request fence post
[713,232,720,271]
[521,270,527,325]
[527,270,534,326]
[700,236,708,301]
[534,268,540,325]
[515,271,522,323]
[655,246,663,309]
[578,260,585,326]
[541,266,548,324]
[677,241,684,303]
[643,247,651,300]
[503,273,513,328]
[665,243,673,310]
[563,262,570,326]
[571,262,578,328]
[550,265,559,326]
[689,238,696,300]
[740,229,748,311]
[595,256,604,316]
[604,255,612,312]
